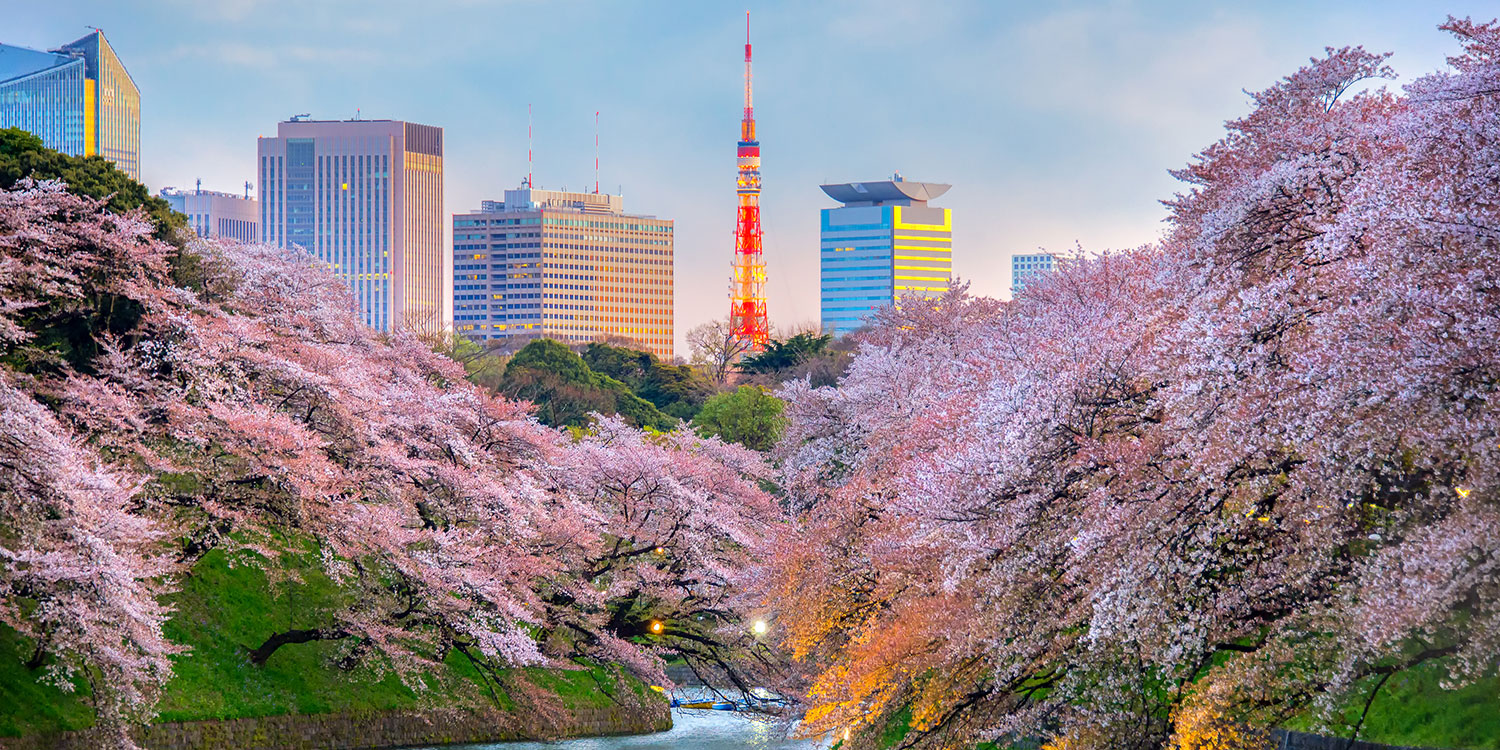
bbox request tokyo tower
[729,12,769,349]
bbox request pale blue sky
[5,1,1496,350]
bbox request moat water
[409,708,824,749]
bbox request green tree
[736,329,856,388]
[432,332,510,393]
[691,385,786,452]
[581,342,714,420]
[737,331,831,374]
[500,339,677,431]
[0,127,188,248]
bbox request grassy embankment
[0,545,656,738]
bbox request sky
[5,0,1497,353]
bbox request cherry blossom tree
[761,19,1500,750]
[1,181,783,744]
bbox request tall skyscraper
[728,13,769,350]
[0,30,140,180]
[452,186,675,359]
[161,185,258,242]
[819,177,952,336]
[1011,252,1057,295]
[257,118,446,334]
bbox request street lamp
[752,619,768,635]
[650,620,664,634]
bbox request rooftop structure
[820,176,953,336]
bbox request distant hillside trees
[581,342,714,421]
[499,339,679,431]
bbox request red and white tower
[729,12,769,349]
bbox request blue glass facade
[820,206,895,336]
[0,50,85,156]
[1011,252,1056,294]
[820,202,952,336]
[0,32,140,180]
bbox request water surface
[410,708,824,750]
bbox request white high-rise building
[257,118,446,334]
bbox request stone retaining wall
[0,700,670,750]
[1270,729,1437,750]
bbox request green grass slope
[0,547,654,738]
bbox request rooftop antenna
[195,178,201,194]
[594,110,600,194]
[355,107,361,121]
[526,103,534,188]
[244,180,253,199]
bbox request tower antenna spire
[594,110,600,194]
[728,11,769,351]
[526,103,533,188]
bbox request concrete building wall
[161,188,258,243]
[454,187,674,359]
[257,119,447,334]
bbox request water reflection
[411,708,826,750]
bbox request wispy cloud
[163,42,383,71]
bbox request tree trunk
[248,627,349,665]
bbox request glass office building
[819,178,952,336]
[0,31,140,180]
[1011,252,1057,294]
[258,119,447,334]
[453,187,675,359]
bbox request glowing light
[649,685,665,693]
[654,546,666,556]
[1456,487,1471,498]
[340,182,349,190]
[752,619,768,635]
[650,620,664,634]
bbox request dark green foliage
[737,331,855,388]
[581,342,714,420]
[0,128,188,249]
[691,385,786,452]
[737,331,832,374]
[501,339,677,431]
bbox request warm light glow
[340,182,349,190]
[649,685,664,693]
[650,620,664,634]
[1456,486,1471,498]
[752,619,768,635]
[653,546,666,555]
